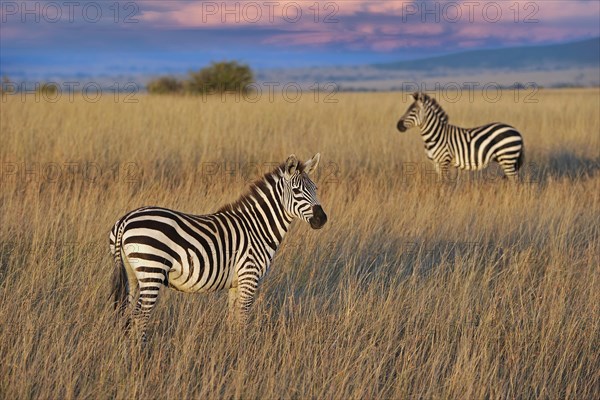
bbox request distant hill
[373,37,600,71]
[257,37,600,90]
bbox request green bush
[146,76,183,94]
[38,82,59,96]
[185,61,254,94]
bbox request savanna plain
[0,89,599,399]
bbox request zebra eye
[292,188,302,195]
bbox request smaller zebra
[397,92,524,181]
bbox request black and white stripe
[110,154,327,340]
[397,92,524,181]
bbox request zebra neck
[420,116,448,147]
[229,174,293,247]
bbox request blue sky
[1,0,599,80]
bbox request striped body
[111,205,277,294]
[110,154,326,340]
[397,92,524,180]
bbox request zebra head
[282,153,327,230]
[397,92,426,132]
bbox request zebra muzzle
[309,205,327,230]
[397,120,407,132]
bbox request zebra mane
[422,94,449,124]
[217,160,305,213]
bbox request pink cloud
[516,0,599,21]
[137,1,364,28]
[3,0,597,53]
[454,17,597,45]
[371,38,432,52]
[133,1,599,52]
[380,24,445,36]
[263,30,356,47]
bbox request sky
[1,0,599,80]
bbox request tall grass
[1,89,599,399]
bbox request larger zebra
[110,154,327,340]
[397,92,524,181]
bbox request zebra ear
[413,92,423,101]
[304,153,321,175]
[285,154,299,176]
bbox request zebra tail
[110,221,128,316]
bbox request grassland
[1,89,599,399]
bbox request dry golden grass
[1,89,599,399]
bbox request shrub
[147,76,183,94]
[38,82,59,96]
[185,61,254,94]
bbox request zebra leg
[436,162,451,183]
[235,277,259,326]
[499,160,520,182]
[227,286,239,325]
[123,258,139,333]
[434,162,444,183]
[132,280,162,342]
